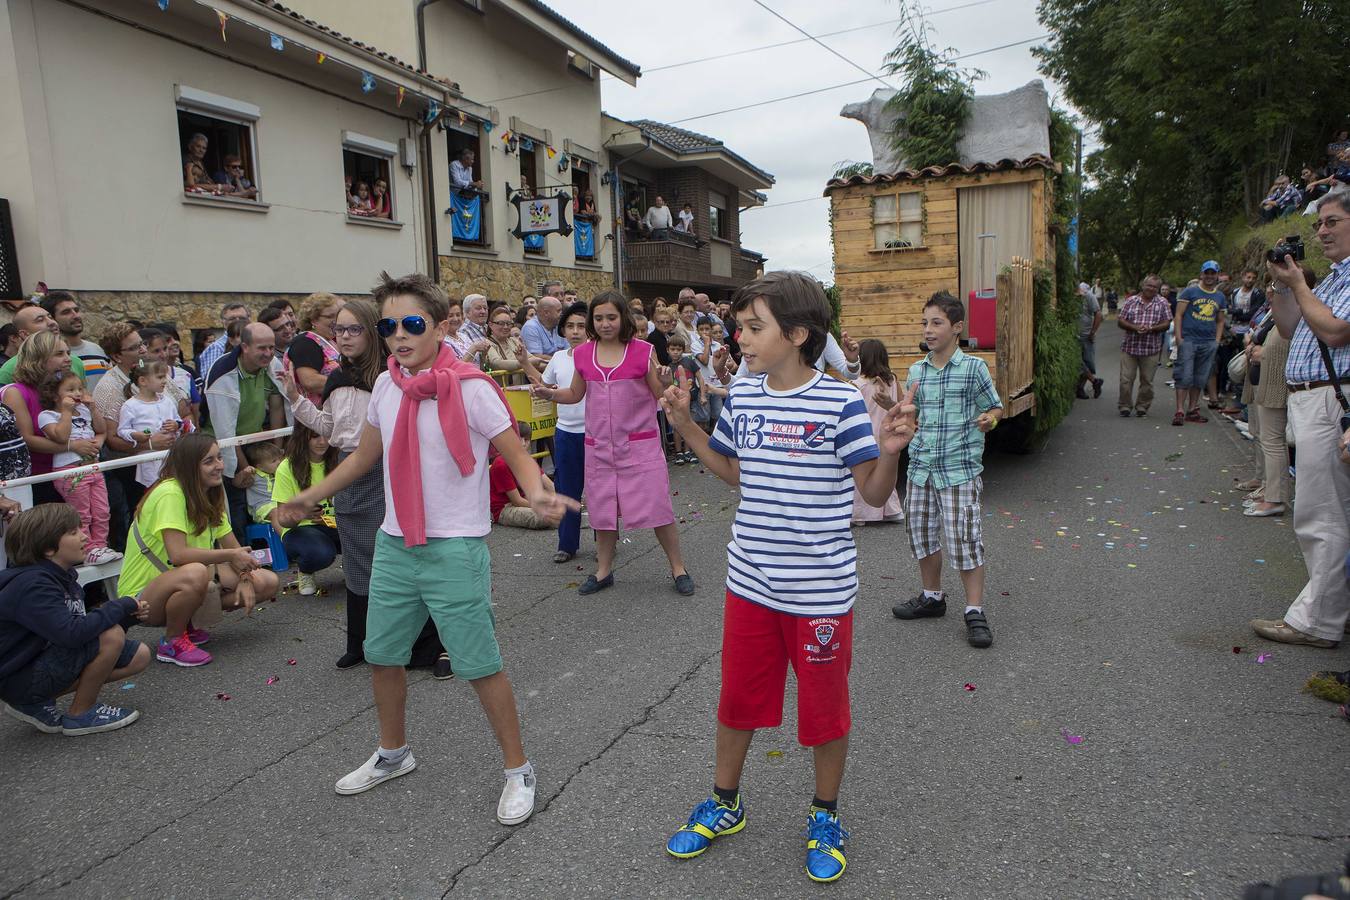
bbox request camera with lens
[1267,234,1305,263]
[1242,852,1350,899]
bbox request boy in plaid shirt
[892,292,1002,647]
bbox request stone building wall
[438,255,614,302]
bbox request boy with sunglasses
[278,272,575,823]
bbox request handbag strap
[1316,339,1350,413]
[130,523,170,574]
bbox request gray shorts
[904,477,985,571]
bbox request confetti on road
[286,658,297,666]
[215,692,231,701]
[1233,646,1243,654]
[1257,653,1272,664]
[766,750,783,758]
[964,683,976,692]
[1061,729,1085,745]
[266,675,279,685]
[120,683,136,690]
[1254,559,1265,565]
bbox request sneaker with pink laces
[156,633,212,667]
[84,547,123,565]
[186,627,211,646]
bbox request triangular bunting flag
[458,110,467,126]
[483,121,494,134]
[269,33,284,52]
[316,51,326,64]
[396,86,405,107]
[361,72,376,94]
[424,101,440,124]
[216,9,228,42]
[157,0,169,10]
[546,146,556,159]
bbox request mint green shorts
[364,531,502,679]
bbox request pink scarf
[387,343,515,546]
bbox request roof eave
[495,0,640,85]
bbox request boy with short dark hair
[0,505,151,734]
[660,271,917,883]
[891,291,1003,648]
[277,271,575,824]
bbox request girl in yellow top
[117,433,281,667]
[268,423,340,596]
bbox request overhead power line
[667,34,1049,126]
[748,0,894,89]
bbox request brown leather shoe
[1251,618,1339,648]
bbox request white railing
[0,427,294,490]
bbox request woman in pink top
[535,291,693,596]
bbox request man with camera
[1251,195,1350,648]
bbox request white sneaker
[335,748,416,795]
[297,572,318,596]
[497,769,537,825]
[85,547,123,565]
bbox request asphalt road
[3,338,1347,900]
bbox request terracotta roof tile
[824,154,1058,192]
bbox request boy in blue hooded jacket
[0,505,150,735]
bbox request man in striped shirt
[893,292,1002,648]
[1251,194,1350,648]
[659,271,916,884]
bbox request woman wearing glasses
[287,292,345,408]
[484,308,529,385]
[283,299,447,674]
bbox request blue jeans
[1175,339,1217,389]
[282,524,341,574]
[553,428,585,555]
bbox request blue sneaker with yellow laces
[805,808,849,882]
[666,795,746,858]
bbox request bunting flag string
[216,9,228,42]
[269,33,284,51]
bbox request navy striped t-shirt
[708,372,880,616]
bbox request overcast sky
[553,0,1062,282]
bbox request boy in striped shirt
[659,271,917,883]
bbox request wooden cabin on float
[824,155,1060,421]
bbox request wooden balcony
[623,237,765,289]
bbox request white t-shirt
[117,394,181,486]
[37,403,95,468]
[708,372,879,616]
[542,349,585,433]
[696,340,722,386]
[366,371,513,539]
[676,209,694,232]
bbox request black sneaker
[892,593,946,619]
[964,609,993,648]
[1092,377,1103,398]
[432,653,455,680]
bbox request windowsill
[868,245,928,253]
[182,193,269,213]
[522,253,552,263]
[449,244,498,257]
[346,215,403,230]
[709,236,735,246]
[574,258,603,268]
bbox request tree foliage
[1035,0,1350,277]
[881,8,985,170]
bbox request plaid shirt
[1285,255,1350,383]
[1265,182,1303,209]
[460,320,487,344]
[905,349,1002,490]
[1118,293,1172,357]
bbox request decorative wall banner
[450,191,482,241]
[523,233,545,251]
[574,219,595,258]
[510,191,573,239]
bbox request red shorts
[717,591,852,747]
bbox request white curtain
[957,182,1033,307]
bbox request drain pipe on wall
[416,0,443,279]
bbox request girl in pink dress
[851,339,903,524]
[535,291,694,596]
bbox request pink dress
[851,376,903,522]
[574,339,674,531]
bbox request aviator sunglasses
[376,316,427,338]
